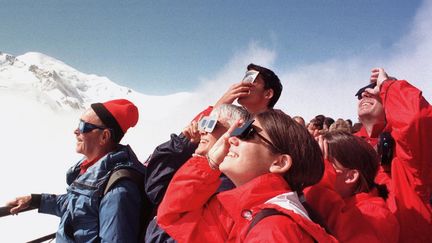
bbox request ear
[344,169,360,185]
[264,89,274,100]
[269,154,292,174]
[100,129,112,145]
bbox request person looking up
[157,109,336,242]
[145,63,282,242]
[7,99,146,243]
[355,68,432,242]
[215,63,283,115]
[145,104,249,242]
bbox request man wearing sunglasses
[7,99,147,242]
[355,68,432,242]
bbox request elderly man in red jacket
[356,68,432,242]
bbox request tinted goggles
[242,70,259,83]
[198,115,218,133]
[230,119,282,153]
[355,82,377,100]
[78,120,107,133]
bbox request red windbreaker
[356,80,432,242]
[306,187,399,243]
[157,156,337,243]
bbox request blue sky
[0,0,423,95]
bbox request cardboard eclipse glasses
[242,70,259,83]
[198,115,218,133]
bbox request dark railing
[0,206,56,243]
[0,205,36,216]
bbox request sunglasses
[78,120,107,133]
[378,132,394,166]
[230,119,283,153]
[355,82,377,100]
[198,115,218,133]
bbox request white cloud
[191,1,432,123]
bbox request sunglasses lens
[242,127,255,140]
[206,119,216,133]
[78,121,85,133]
[231,119,255,139]
[198,117,207,130]
[78,120,97,133]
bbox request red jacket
[157,156,337,243]
[356,80,432,242]
[305,160,399,243]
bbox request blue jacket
[38,145,145,243]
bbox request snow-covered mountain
[0,51,136,111]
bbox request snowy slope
[0,51,138,111]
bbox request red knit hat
[91,99,139,143]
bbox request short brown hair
[256,109,324,192]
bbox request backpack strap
[246,208,318,243]
[103,168,153,241]
[246,208,284,234]
[104,168,144,195]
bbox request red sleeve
[380,79,432,241]
[306,186,394,243]
[156,156,222,241]
[380,80,432,185]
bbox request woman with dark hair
[157,109,336,242]
[305,131,399,242]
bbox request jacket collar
[265,191,310,220]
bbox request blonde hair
[329,118,351,133]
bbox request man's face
[238,75,269,110]
[74,109,105,158]
[357,93,385,123]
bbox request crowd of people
[5,65,432,242]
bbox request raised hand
[182,120,201,144]
[214,82,253,107]
[207,119,242,166]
